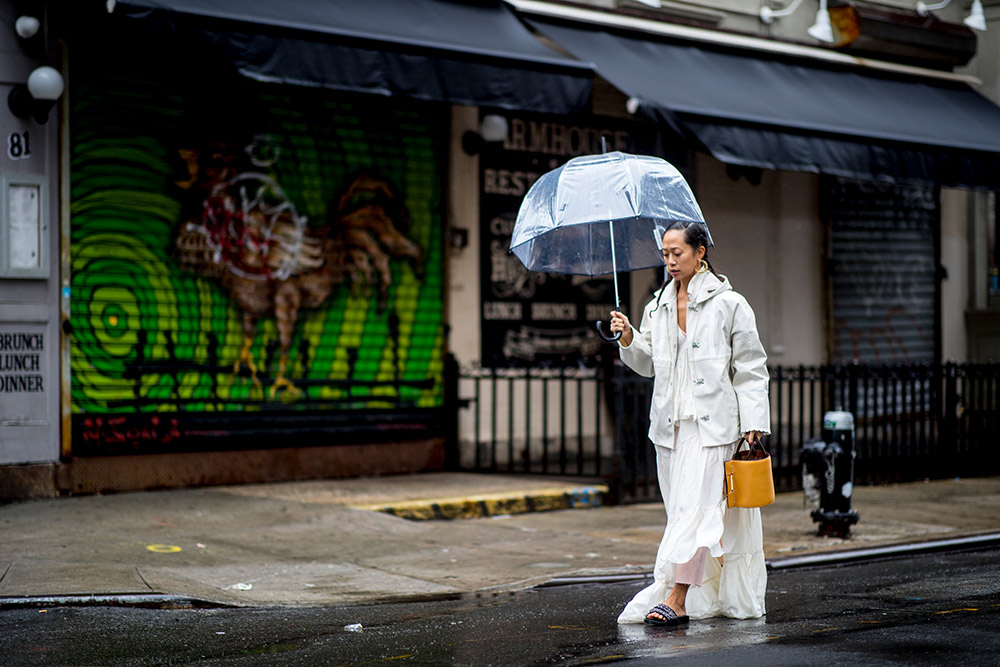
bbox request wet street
[2,546,998,666]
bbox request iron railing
[450,363,610,478]
[449,360,1000,503]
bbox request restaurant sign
[479,115,639,367]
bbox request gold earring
[697,259,708,274]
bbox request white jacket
[619,271,770,449]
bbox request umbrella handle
[595,320,622,342]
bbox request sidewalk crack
[134,566,154,592]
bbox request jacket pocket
[650,359,673,418]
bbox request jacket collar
[689,271,729,304]
[653,271,730,308]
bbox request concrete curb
[354,484,609,520]
[0,594,228,610]
[533,531,1000,588]
[765,530,1000,570]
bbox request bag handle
[725,434,770,501]
[733,433,769,459]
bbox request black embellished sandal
[643,603,690,626]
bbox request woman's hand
[745,430,763,444]
[610,310,633,346]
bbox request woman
[609,220,769,626]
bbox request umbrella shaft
[608,219,620,310]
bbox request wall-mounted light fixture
[917,0,952,16]
[13,11,46,58]
[462,114,509,155]
[760,0,836,43]
[15,15,40,39]
[916,0,987,31]
[446,227,469,250]
[807,0,834,42]
[964,0,987,30]
[8,65,65,124]
[760,0,802,24]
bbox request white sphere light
[15,15,40,39]
[26,66,64,101]
[480,114,508,143]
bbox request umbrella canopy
[510,151,708,277]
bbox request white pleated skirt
[617,419,767,623]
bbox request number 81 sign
[8,131,31,160]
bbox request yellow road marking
[935,608,978,615]
[146,544,182,553]
[582,656,626,664]
[382,654,413,661]
[812,627,839,633]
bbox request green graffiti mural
[69,41,446,451]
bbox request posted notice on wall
[0,325,47,422]
[8,183,41,269]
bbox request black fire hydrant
[801,410,860,538]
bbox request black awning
[112,0,593,115]
[529,18,1000,189]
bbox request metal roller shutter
[826,178,939,364]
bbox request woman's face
[662,229,705,283]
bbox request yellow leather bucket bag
[724,436,776,509]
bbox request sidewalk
[1,473,998,608]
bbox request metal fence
[450,361,1000,504]
[450,363,611,477]
[768,363,1000,491]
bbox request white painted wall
[940,188,969,362]
[695,155,826,367]
[446,106,482,367]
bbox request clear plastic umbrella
[511,149,708,340]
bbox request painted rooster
[175,138,422,398]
